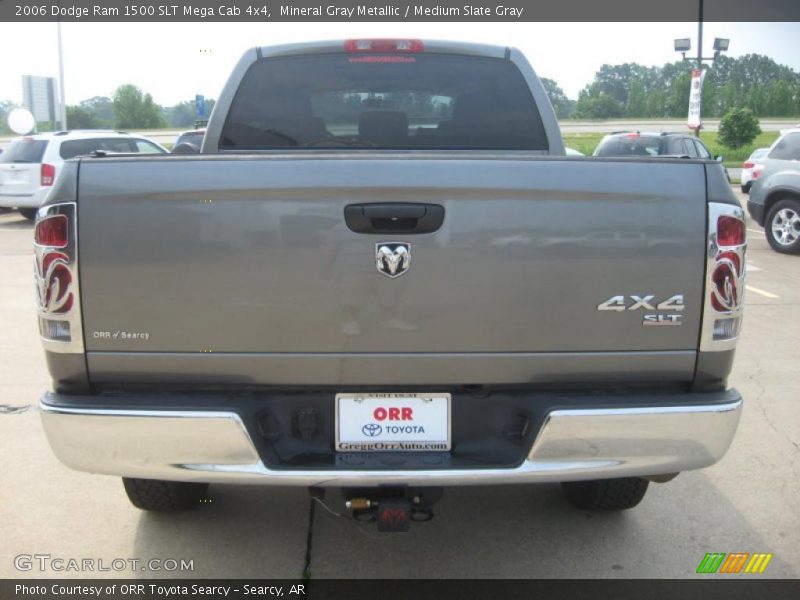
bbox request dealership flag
[687,69,706,130]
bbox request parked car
[594,132,731,183]
[565,147,584,156]
[748,128,800,254]
[594,131,717,160]
[740,148,769,193]
[0,131,167,219]
[36,40,744,526]
[172,129,206,153]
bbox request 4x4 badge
[376,243,410,278]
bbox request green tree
[162,101,195,128]
[701,74,718,117]
[573,53,800,120]
[645,89,667,117]
[79,96,114,127]
[720,80,738,116]
[112,85,166,129]
[626,79,647,117]
[66,105,100,129]
[718,108,762,149]
[162,98,217,128]
[664,70,692,117]
[540,78,574,119]
[589,63,660,108]
[763,80,795,117]
[573,89,624,119]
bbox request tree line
[544,53,800,119]
[2,52,798,134]
[0,85,215,134]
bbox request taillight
[701,204,747,351]
[34,203,83,351]
[41,163,56,186]
[35,214,68,248]
[344,39,424,53]
[742,161,753,169]
[752,164,764,179]
[710,251,741,313]
[38,251,73,313]
[717,215,745,247]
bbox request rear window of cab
[221,53,549,151]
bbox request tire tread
[122,478,208,511]
[561,477,649,511]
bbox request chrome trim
[700,203,746,352]
[34,202,84,354]
[40,394,743,487]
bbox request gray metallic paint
[693,350,735,391]
[76,156,707,384]
[86,350,697,386]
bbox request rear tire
[19,208,37,220]
[740,183,750,194]
[561,477,649,510]
[765,199,800,254]
[122,477,208,511]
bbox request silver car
[748,128,800,254]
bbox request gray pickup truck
[36,40,746,527]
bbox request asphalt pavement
[0,191,798,579]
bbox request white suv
[0,131,167,219]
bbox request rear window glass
[0,139,48,163]
[693,139,711,159]
[594,136,664,157]
[59,138,165,159]
[682,139,698,158]
[769,132,800,161]
[220,53,548,151]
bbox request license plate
[335,393,451,452]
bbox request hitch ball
[345,498,374,511]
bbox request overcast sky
[0,21,798,106]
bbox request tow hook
[343,487,441,532]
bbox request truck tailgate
[77,156,706,385]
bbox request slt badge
[597,294,685,327]
[376,242,411,278]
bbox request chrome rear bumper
[39,392,742,487]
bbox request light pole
[673,0,730,136]
[672,35,729,68]
[56,20,67,130]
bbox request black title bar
[1,0,800,22]
[4,579,800,600]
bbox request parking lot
[1,189,798,579]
